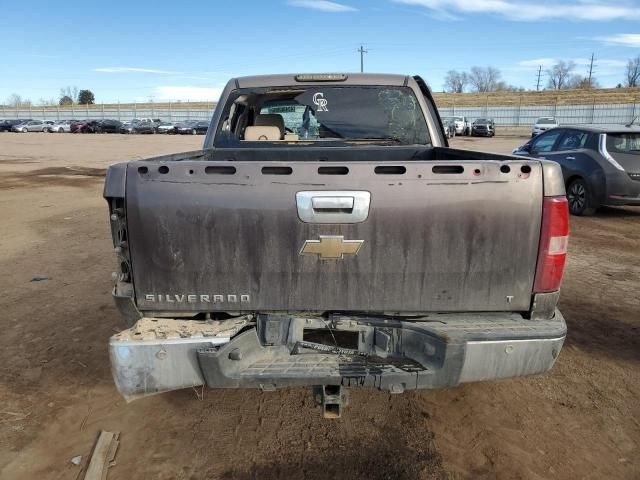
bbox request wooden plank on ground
[84,430,120,480]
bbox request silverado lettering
[144,294,251,303]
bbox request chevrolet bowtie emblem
[300,235,364,260]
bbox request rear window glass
[216,86,430,146]
[607,133,640,155]
[536,118,556,124]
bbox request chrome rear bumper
[110,312,566,401]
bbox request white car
[156,122,176,134]
[531,117,558,137]
[46,120,75,133]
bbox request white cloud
[393,0,640,21]
[94,67,180,74]
[596,33,640,47]
[518,58,556,68]
[154,86,223,102]
[287,0,357,12]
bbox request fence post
[516,95,522,127]
[86,103,89,118]
[452,96,456,116]
[553,96,558,118]
[117,101,120,121]
[590,96,596,124]
[57,105,60,120]
[169,101,172,122]
[484,94,489,116]
[134,101,137,119]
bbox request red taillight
[533,196,569,293]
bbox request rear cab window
[215,85,430,147]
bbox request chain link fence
[0,102,216,123]
[2,100,639,127]
[439,102,639,126]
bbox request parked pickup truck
[104,73,569,417]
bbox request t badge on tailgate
[300,235,364,260]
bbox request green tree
[77,89,95,105]
[59,95,73,106]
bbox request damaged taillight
[533,196,569,293]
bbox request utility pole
[536,65,542,91]
[587,52,595,88]
[358,45,368,73]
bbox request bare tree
[38,97,58,106]
[626,56,640,88]
[6,93,22,107]
[443,70,469,93]
[468,66,502,93]
[495,81,525,92]
[546,61,576,89]
[59,86,79,103]
[6,93,31,107]
[568,75,600,89]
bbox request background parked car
[531,116,559,137]
[471,118,495,137]
[95,119,122,133]
[46,120,77,133]
[12,120,47,132]
[119,121,136,134]
[440,116,456,139]
[0,119,27,132]
[513,124,640,215]
[175,120,209,135]
[71,120,100,133]
[452,116,471,136]
[132,119,158,134]
[156,122,176,134]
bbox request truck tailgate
[125,160,542,313]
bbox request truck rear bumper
[110,312,566,401]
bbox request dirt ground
[0,132,638,480]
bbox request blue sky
[1,0,639,103]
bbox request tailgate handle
[297,191,370,223]
[311,196,354,211]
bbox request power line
[358,45,368,73]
